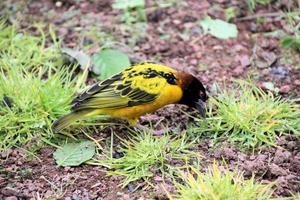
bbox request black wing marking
[70,69,159,111]
[71,73,122,110]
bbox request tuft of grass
[0,20,78,150]
[112,0,147,24]
[192,81,300,149]
[247,0,273,12]
[0,20,63,72]
[0,65,76,150]
[167,162,274,200]
[93,130,198,187]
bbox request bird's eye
[166,76,176,85]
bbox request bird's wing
[70,64,178,111]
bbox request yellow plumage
[52,63,185,132]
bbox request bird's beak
[195,99,206,118]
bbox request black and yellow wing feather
[52,63,179,132]
[71,63,178,111]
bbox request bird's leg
[128,118,138,126]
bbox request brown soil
[0,0,299,199]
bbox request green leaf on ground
[198,17,238,39]
[62,48,91,70]
[262,82,279,93]
[281,37,294,48]
[92,48,131,80]
[112,0,145,10]
[53,141,95,167]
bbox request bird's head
[178,73,208,117]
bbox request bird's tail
[51,110,94,133]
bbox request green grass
[246,0,273,11]
[191,81,300,149]
[0,21,79,150]
[167,162,274,200]
[0,21,63,72]
[112,0,147,24]
[281,11,300,53]
[91,130,198,187]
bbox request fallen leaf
[62,48,91,70]
[53,141,95,167]
[92,49,131,80]
[198,16,238,39]
[262,82,279,93]
[112,0,145,9]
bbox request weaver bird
[52,63,208,132]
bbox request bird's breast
[103,85,183,120]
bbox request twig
[236,11,299,21]
[82,129,104,150]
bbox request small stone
[4,196,18,200]
[16,161,23,166]
[213,0,227,3]
[183,22,195,29]
[172,19,181,25]
[1,149,12,158]
[195,52,203,59]
[274,149,291,164]
[279,85,291,93]
[212,45,223,50]
[1,187,18,196]
[232,66,244,77]
[127,183,136,192]
[294,79,300,86]
[55,1,62,7]
[11,150,19,157]
[233,44,246,52]
[269,163,287,176]
[64,167,71,172]
[116,192,124,196]
[256,154,268,161]
[153,176,163,182]
[72,193,80,200]
[123,194,130,200]
[80,3,91,13]
[240,55,251,68]
[190,59,198,65]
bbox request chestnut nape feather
[178,74,208,109]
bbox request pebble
[55,1,62,7]
[279,85,291,93]
[4,197,18,200]
[172,19,181,25]
[1,187,19,196]
[232,66,244,77]
[72,193,80,200]
[270,66,289,78]
[239,55,251,68]
[269,163,287,176]
[294,79,300,86]
[123,194,130,200]
[190,59,198,65]
[116,192,124,196]
[127,183,136,192]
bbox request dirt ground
[0,0,300,199]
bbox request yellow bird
[52,63,208,132]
